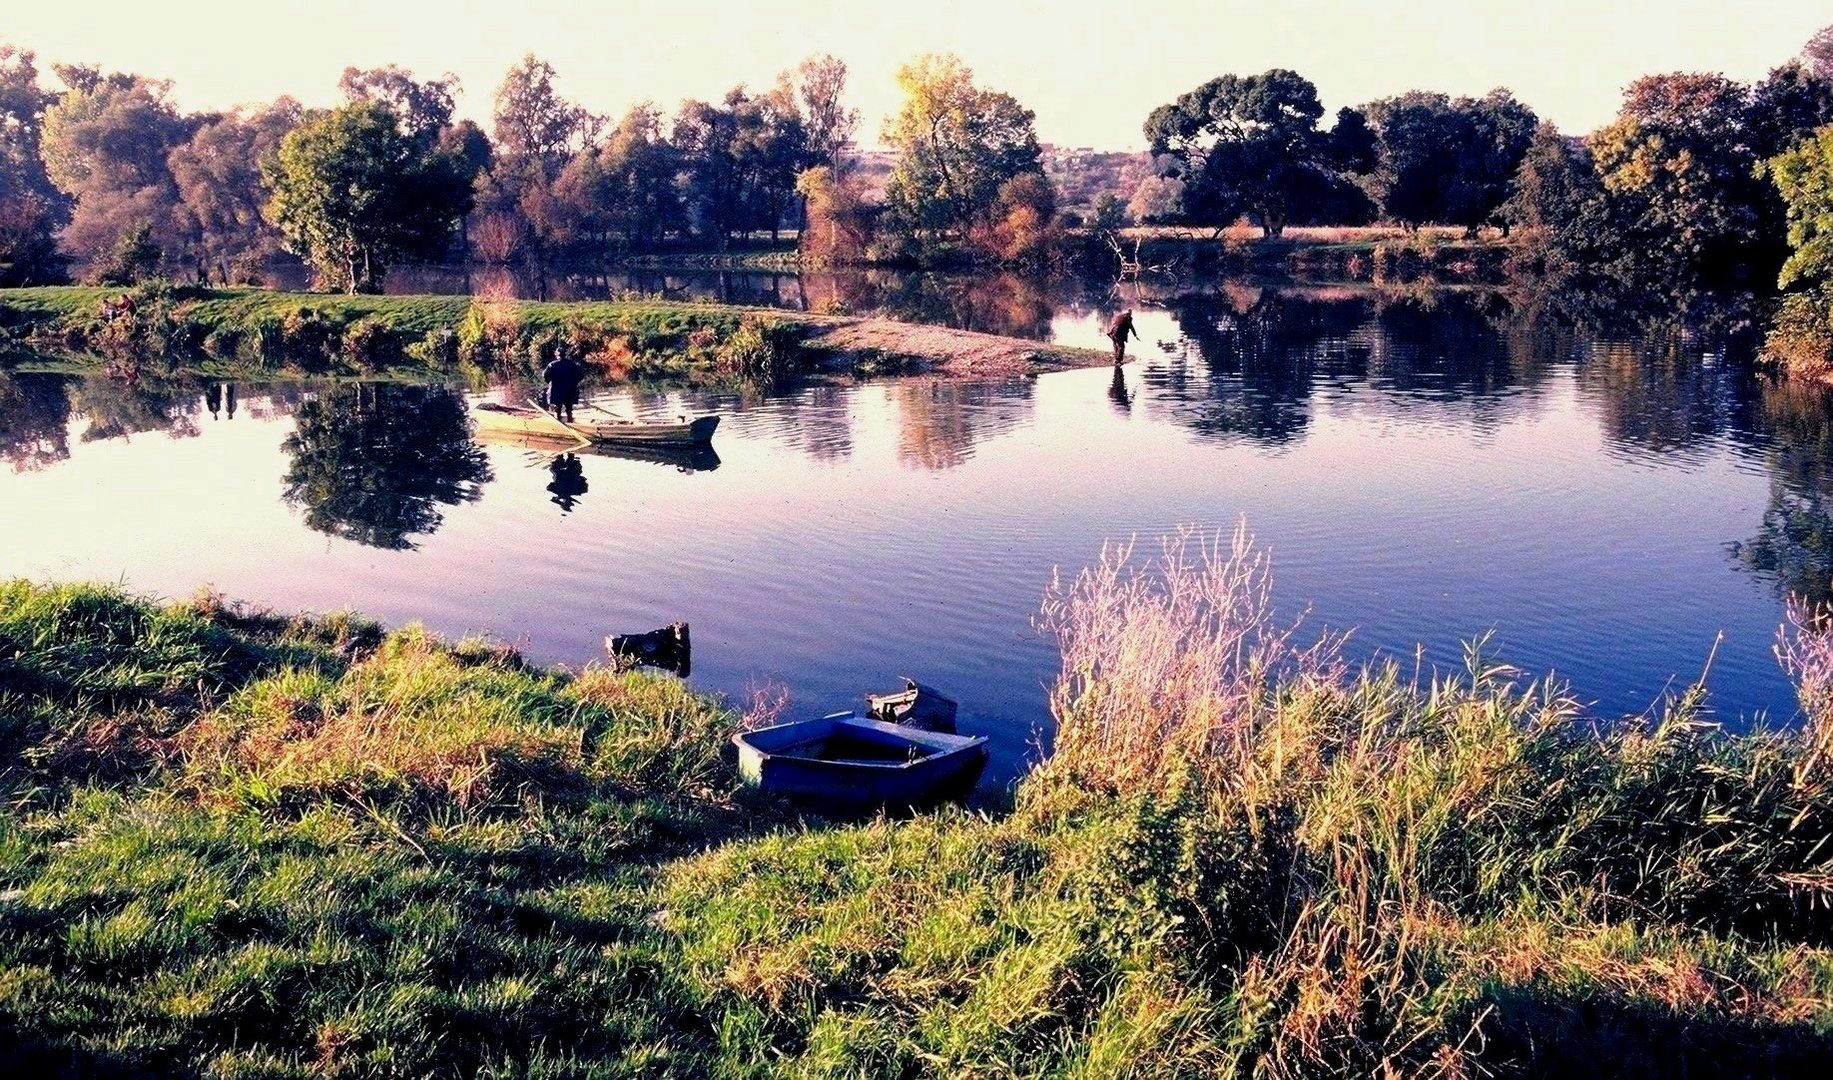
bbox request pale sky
[5,1,1827,148]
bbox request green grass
[0,285,810,389]
[6,546,1833,1075]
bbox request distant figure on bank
[1105,309,1138,364]
[543,352,585,422]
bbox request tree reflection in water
[1732,378,1833,606]
[0,371,72,472]
[892,379,1035,470]
[281,383,490,550]
[71,374,203,442]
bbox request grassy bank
[7,529,1833,1075]
[0,284,1108,388]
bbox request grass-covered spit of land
[0,283,1109,390]
[6,527,1833,1076]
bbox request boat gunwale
[735,713,987,773]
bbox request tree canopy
[263,102,475,292]
[882,54,1046,242]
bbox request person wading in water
[543,351,585,423]
[1105,309,1139,364]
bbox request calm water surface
[3,285,1827,789]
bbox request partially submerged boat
[472,401,719,446]
[865,678,959,733]
[605,622,691,676]
[733,713,989,808]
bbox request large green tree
[1143,69,1333,237]
[1358,90,1537,235]
[262,101,475,293]
[882,53,1046,242]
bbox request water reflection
[892,380,1036,471]
[1732,379,1833,606]
[71,374,203,443]
[0,371,71,472]
[281,384,491,550]
[546,453,588,514]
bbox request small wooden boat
[472,401,718,446]
[865,678,959,733]
[733,714,989,808]
[606,622,691,676]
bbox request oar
[528,397,592,448]
[585,401,631,423]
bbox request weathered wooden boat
[865,678,959,733]
[606,622,691,676]
[733,714,989,807]
[472,401,718,446]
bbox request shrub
[1764,290,1833,380]
[339,316,400,372]
[279,308,335,367]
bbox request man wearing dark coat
[542,353,585,422]
[1105,309,1139,364]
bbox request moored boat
[733,713,989,808]
[472,401,718,446]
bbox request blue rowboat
[733,713,989,807]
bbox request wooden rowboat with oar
[472,400,719,447]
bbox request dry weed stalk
[1038,522,1344,792]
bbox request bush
[1765,290,1833,380]
[339,316,401,372]
[406,327,459,369]
[279,308,334,366]
[716,315,799,384]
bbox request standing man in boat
[1105,309,1138,364]
[542,350,585,423]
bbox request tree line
[4,29,1833,302]
[0,48,877,292]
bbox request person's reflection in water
[204,383,221,419]
[547,453,588,513]
[1108,364,1133,415]
[224,383,237,420]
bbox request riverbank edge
[0,286,1111,385]
[7,562,1833,1073]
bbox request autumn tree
[882,53,1047,248]
[39,68,192,279]
[1760,123,1833,373]
[480,54,596,274]
[168,98,301,283]
[797,54,857,174]
[1588,73,1775,292]
[339,65,458,146]
[795,164,870,265]
[0,43,64,283]
[263,101,475,292]
[1806,23,1833,80]
[553,103,683,257]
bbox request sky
[5,1,1828,149]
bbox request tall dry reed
[1037,522,1344,793]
